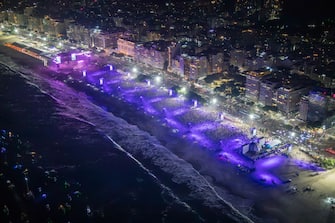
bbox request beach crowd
[0,129,102,223]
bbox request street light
[154,76,162,85]
[193,99,198,108]
[169,89,173,96]
[211,97,218,105]
[180,86,187,94]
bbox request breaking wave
[0,57,255,222]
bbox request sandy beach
[1,35,335,223]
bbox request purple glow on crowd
[164,117,187,132]
[293,159,325,172]
[143,105,158,115]
[255,155,286,169]
[190,122,217,132]
[55,56,61,64]
[187,132,213,148]
[171,108,188,116]
[76,64,320,188]
[251,172,282,185]
[148,97,164,104]
[218,152,245,166]
[71,53,76,61]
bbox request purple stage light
[251,172,282,185]
[71,53,76,61]
[256,155,286,169]
[293,159,324,172]
[55,56,61,64]
[193,99,198,108]
[218,152,245,165]
[171,108,188,116]
[164,117,186,132]
[143,105,158,115]
[148,97,164,103]
[187,132,213,148]
[190,122,217,132]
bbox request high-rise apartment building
[245,70,270,102]
[259,79,278,106]
[276,85,308,114]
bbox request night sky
[282,0,333,22]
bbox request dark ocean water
[0,63,204,222]
[0,58,254,223]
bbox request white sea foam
[0,58,256,223]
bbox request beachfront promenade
[53,61,296,184]
[52,60,335,222]
[0,32,331,183]
[2,35,335,222]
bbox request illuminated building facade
[307,91,328,122]
[66,24,91,47]
[117,38,135,58]
[91,30,121,50]
[299,96,309,121]
[276,85,308,114]
[208,52,224,74]
[245,75,262,102]
[245,70,270,102]
[259,80,278,106]
[135,41,168,70]
[299,91,331,123]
